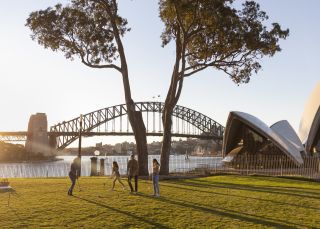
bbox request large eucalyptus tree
[159,0,289,174]
[26,0,149,175]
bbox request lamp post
[77,114,83,177]
[78,114,83,157]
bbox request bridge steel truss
[49,102,225,150]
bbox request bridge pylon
[25,113,52,156]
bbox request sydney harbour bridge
[0,102,224,151]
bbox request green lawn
[1,175,319,228]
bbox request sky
[0,0,319,147]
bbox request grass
[1,175,319,228]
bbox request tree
[26,0,149,175]
[159,0,289,174]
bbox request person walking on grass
[127,154,138,193]
[68,158,79,196]
[152,159,160,197]
[111,161,125,191]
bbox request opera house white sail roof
[222,81,319,165]
[299,82,320,153]
[223,111,304,165]
[270,120,305,152]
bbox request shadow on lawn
[159,183,320,211]
[136,193,305,228]
[74,196,169,229]
[195,178,320,194]
[168,179,320,199]
[9,206,30,229]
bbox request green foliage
[25,0,130,68]
[159,0,289,84]
[1,175,319,228]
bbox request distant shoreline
[0,157,63,164]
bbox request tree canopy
[26,0,130,72]
[26,0,150,175]
[159,0,289,84]
[158,0,289,174]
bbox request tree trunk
[160,29,185,175]
[130,110,149,176]
[160,107,173,175]
[103,3,149,176]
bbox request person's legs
[118,177,125,189]
[152,174,157,195]
[155,175,160,196]
[127,176,134,192]
[153,174,160,196]
[134,175,138,192]
[68,175,76,195]
[111,177,116,190]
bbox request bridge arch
[49,102,224,150]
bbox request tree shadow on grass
[74,196,169,229]
[195,178,320,194]
[160,183,320,211]
[248,175,320,185]
[8,206,30,229]
[167,179,320,199]
[136,193,305,229]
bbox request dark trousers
[128,175,138,192]
[68,175,76,195]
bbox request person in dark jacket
[68,158,79,196]
[127,154,139,193]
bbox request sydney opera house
[222,82,320,166]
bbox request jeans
[68,174,76,195]
[152,174,160,195]
[128,175,138,192]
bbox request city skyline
[0,0,319,146]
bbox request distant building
[222,81,320,164]
[222,112,304,165]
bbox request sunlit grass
[1,175,319,228]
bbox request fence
[1,155,319,179]
[176,154,320,180]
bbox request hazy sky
[0,1,319,146]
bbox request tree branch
[80,56,121,71]
[182,65,209,78]
[173,77,184,105]
[173,2,186,36]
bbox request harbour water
[0,155,222,178]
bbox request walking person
[111,161,125,191]
[127,154,139,193]
[68,158,79,196]
[152,159,160,197]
